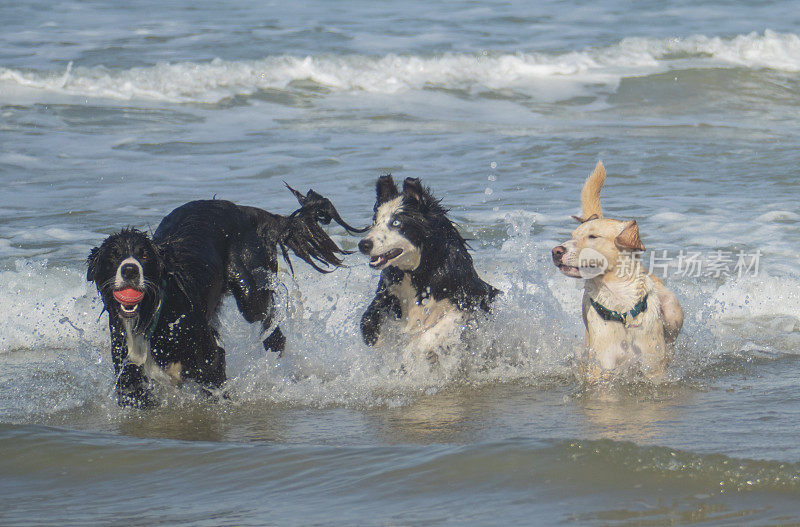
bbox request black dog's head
[87,228,164,329]
[358,175,451,271]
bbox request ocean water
[2,0,800,524]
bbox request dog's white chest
[122,319,182,385]
[581,286,667,378]
[389,274,464,353]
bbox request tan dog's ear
[580,161,606,219]
[572,214,599,223]
[615,220,645,251]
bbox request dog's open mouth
[113,288,144,317]
[369,248,403,268]
[557,264,583,278]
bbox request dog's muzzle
[359,238,404,268]
[552,245,581,278]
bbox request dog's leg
[204,345,227,388]
[185,334,227,393]
[108,320,157,408]
[228,256,274,324]
[115,363,157,408]
[650,275,684,344]
[226,235,284,354]
[361,296,385,346]
[361,292,401,346]
[262,326,286,356]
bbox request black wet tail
[278,185,368,273]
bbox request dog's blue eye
[392,220,401,227]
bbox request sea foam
[1,31,798,104]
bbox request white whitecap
[1,31,799,105]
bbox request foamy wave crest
[636,30,800,71]
[1,31,798,104]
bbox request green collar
[144,280,167,340]
[590,293,649,326]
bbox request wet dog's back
[153,200,270,318]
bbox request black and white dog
[87,187,364,408]
[357,176,500,360]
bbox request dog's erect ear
[580,161,606,220]
[87,246,100,282]
[615,220,645,252]
[402,177,425,204]
[376,175,399,205]
[572,213,600,223]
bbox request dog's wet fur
[88,188,363,408]
[551,162,683,382]
[358,175,500,360]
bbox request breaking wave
[1,31,799,104]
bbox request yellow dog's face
[552,216,644,279]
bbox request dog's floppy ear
[87,246,100,283]
[402,177,425,204]
[580,161,606,220]
[615,220,645,252]
[376,175,399,205]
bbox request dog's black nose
[358,238,373,255]
[121,263,140,281]
[552,246,566,263]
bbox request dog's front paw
[263,326,286,357]
[116,386,158,409]
[115,365,158,409]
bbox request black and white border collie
[87,187,364,408]
[358,175,500,361]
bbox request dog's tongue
[113,288,144,306]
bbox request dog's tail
[577,160,606,221]
[278,184,368,273]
